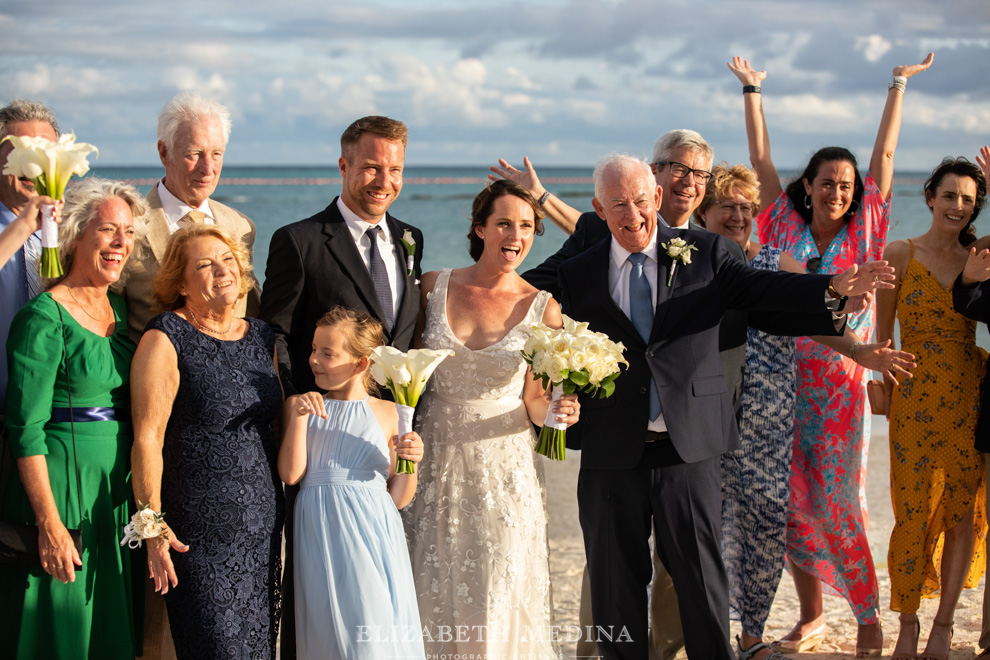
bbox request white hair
[593,154,654,200]
[156,92,232,157]
[651,129,713,169]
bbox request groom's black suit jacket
[259,197,424,395]
[558,226,840,467]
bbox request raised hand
[488,157,545,198]
[892,52,934,79]
[976,146,990,182]
[727,56,767,87]
[962,246,990,285]
[291,392,328,419]
[853,340,916,386]
[830,260,896,298]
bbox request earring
[804,195,812,209]
[846,199,860,216]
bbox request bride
[403,179,580,659]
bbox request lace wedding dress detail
[403,269,562,659]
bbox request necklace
[188,307,234,336]
[67,287,112,323]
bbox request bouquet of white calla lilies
[2,131,99,278]
[522,314,628,460]
[370,346,454,473]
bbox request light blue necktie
[628,252,661,421]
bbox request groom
[557,155,892,660]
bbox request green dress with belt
[0,292,142,659]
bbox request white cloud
[855,35,893,63]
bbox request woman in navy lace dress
[130,225,284,660]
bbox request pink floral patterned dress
[756,173,889,624]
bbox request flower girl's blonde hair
[316,306,385,393]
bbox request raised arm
[0,196,58,268]
[489,157,582,235]
[728,57,780,210]
[130,329,187,594]
[870,53,934,200]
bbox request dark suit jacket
[259,197,424,395]
[558,227,840,469]
[952,276,990,451]
[526,212,838,415]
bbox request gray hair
[593,154,654,201]
[54,178,149,283]
[0,100,59,140]
[651,129,713,169]
[156,92,232,157]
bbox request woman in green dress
[0,178,147,659]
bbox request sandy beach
[544,420,987,659]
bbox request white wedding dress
[403,269,561,659]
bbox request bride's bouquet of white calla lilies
[370,346,454,474]
[521,314,628,460]
[1,132,99,278]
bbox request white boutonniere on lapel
[661,237,697,287]
[400,229,416,276]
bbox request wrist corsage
[661,237,697,286]
[400,229,416,276]
[120,502,169,548]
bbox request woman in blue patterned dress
[696,164,915,660]
[130,225,284,660]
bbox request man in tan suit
[123,92,260,660]
[122,92,260,343]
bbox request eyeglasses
[718,202,754,217]
[806,257,822,273]
[656,161,713,184]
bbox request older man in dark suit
[258,115,422,659]
[558,155,892,659]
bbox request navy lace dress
[148,312,285,660]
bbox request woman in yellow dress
[876,156,989,660]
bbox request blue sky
[3,0,989,170]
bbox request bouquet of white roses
[521,314,628,460]
[370,346,454,474]
[1,132,99,278]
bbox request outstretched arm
[870,53,934,200]
[728,57,780,211]
[489,157,582,235]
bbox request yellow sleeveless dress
[888,240,988,611]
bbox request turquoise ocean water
[89,165,942,283]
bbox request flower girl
[278,306,425,659]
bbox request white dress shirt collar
[158,180,214,231]
[336,197,392,245]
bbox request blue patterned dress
[721,246,797,638]
[148,312,284,660]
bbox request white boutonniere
[400,229,416,276]
[660,237,697,286]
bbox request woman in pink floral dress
[728,53,933,658]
